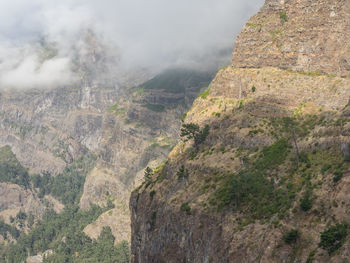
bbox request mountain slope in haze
[0,30,216,262]
[130,1,350,262]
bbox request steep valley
[0,44,214,262]
[2,0,350,262]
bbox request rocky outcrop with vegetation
[130,1,350,262]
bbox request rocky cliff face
[232,0,350,77]
[130,1,350,262]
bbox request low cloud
[0,0,263,89]
[0,55,74,89]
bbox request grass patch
[198,88,210,99]
[108,103,127,116]
[280,11,288,22]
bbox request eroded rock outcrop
[232,0,350,77]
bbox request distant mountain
[0,33,216,262]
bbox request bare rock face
[232,0,350,77]
[0,183,45,223]
[83,206,130,245]
[26,250,53,263]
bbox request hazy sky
[0,0,263,88]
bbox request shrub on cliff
[319,223,348,255]
[180,202,191,215]
[283,229,299,245]
[181,123,210,148]
[177,165,189,181]
[300,189,313,212]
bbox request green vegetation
[319,223,348,255]
[142,103,166,112]
[280,11,288,22]
[186,147,198,160]
[198,88,210,99]
[215,169,293,219]
[135,87,144,96]
[0,146,30,188]
[16,211,26,220]
[180,202,191,215]
[283,229,299,244]
[45,227,130,263]
[154,160,168,175]
[314,150,346,184]
[144,167,153,182]
[138,68,213,94]
[1,205,129,263]
[246,23,262,32]
[238,100,244,109]
[19,124,34,139]
[291,70,325,77]
[251,86,256,93]
[150,211,157,230]
[333,170,343,183]
[0,221,20,240]
[248,128,264,135]
[206,113,350,223]
[150,190,156,200]
[254,139,290,170]
[108,103,127,116]
[306,250,316,263]
[31,153,96,205]
[177,165,189,181]
[300,172,313,212]
[214,139,294,219]
[181,123,210,148]
[344,144,350,162]
[300,189,313,212]
[143,166,155,189]
[0,146,128,262]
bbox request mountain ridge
[130,0,350,262]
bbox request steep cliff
[130,1,350,262]
[232,0,350,77]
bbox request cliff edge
[130,1,350,262]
